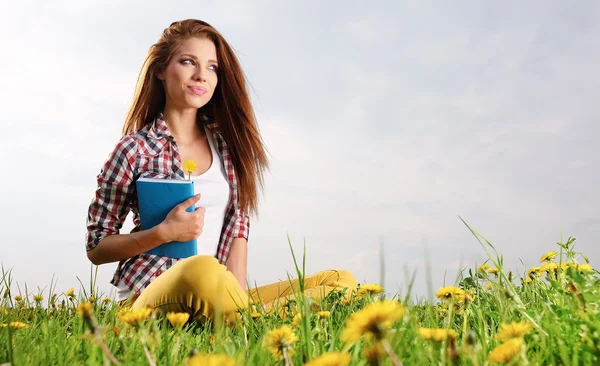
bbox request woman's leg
[132,255,249,324]
[248,269,357,312]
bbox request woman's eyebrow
[179,53,218,64]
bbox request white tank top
[190,126,230,256]
[116,126,230,302]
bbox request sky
[1,1,598,303]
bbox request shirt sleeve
[85,136,137,251]
[232,207,250,241]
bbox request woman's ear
[156,68,165,81]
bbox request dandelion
[118,307,153,326]
[263,325,299,362]
[435,286,466,302]
[578,264,593,272]
[186,353,236,366]
[251,311,262,319]
[292,313,302,326]
[33,294,44,303]
[523,277,533,284]
[540,251,558,263]
[540,263,558,273]
[340,298,351,306]
[77,302,93,318]
[356,284,385,298]
[182,160,198,180]
[478,264,492,273]
[485,283,494,291]
[65,288,75,298]
[101,298,111,304]
[317,311,331,319]
[419,328,458,342]
[340,300,406,343]
[495,321,533,342]
[14,295,22,302]
[166,312,190,328]
[88,296,96,304]
[304,352,351,366]
[488,267,499,275]
[527,267,541,277]
[0,321,29,329]
[488,338,524,363]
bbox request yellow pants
[131,255,358,323]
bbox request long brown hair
[122,19,269,216]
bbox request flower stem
[381,339,403,366]
[283,347,292,366]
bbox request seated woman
[85,18,357,323]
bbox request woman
[85,19,357,323]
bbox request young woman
[85,19,357,323]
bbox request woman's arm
[226,238,248,290]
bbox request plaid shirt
[85,113,249,297]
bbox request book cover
[135,177,198,258]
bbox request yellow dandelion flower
[182,160,198,177]
[485,283,494,291]
[251,312,262,319]
[540,263,558,273]
[523,277,533,284]
[488,267,499,275]
[419,328,458,342]
[356,284,384,297]
[166,312,190,328]
[118,307,153,326]
[186,353,236,366]
[102,298,111,304]
[0,321,29,329]
[340,300,406,343]
[292,313,302,326]
[540,251,558,263]
[65,288,75,298]
[478,264,492,273]
[305,352,351,366]
[527,267,541,277]
[33,295,44,302]
[317,311,331,319]
[88,296,96,304]
[578,264,593,272]
[263,325,299,361]
[488,338,524,363]
[435,286,466,301]
[77,302,93,317]
[340,298,351,306]
[14,295,22,302]
[495,321,533,342]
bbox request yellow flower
[166,312,190,328]
[292,313,302,326]
[495,321,533,342]
[340,300,406,343]
[488,267,499,275]
[363,344,385,364]
[251,312,262,319]
[186,353,236,366]
[478,264,492,273]
[355,284,384,297]
[523,277,533,284]
[488,338,524,363]
[419,328,458,342]
[77,302,93,318]
[102,298,111,304]
[33,295,44,302]
[88,296,96,304]
[14,295,22,302]
[317,311,331,319]
[65,288,75,298]
[540,251,558,263]
[118,307,153,326]
[263,325,299,361]
[485,283,494,291]
[435,286,468,302]
[578,264,593,272]
[340,298,351,306]
[527,267,541,277]
[0,321,29,329]
[182,160,198,176]
[540,263,558,273]
[305,352,351,366]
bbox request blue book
[135,177,198,258]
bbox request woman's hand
[159,194,205,243]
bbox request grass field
[1,227,599,365]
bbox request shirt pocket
[136,151,173,179]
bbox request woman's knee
[317,269,358,289]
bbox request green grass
[1,230,599,365]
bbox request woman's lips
[188,86,207,95]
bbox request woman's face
[158,37,219,110]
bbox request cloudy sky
[1,1,598,302]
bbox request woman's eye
[209,64,219,72]
[180,58,195,66]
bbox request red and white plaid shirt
[85,113,249,297]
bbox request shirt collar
[147,112,222,140]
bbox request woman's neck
[162,105,204,144]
